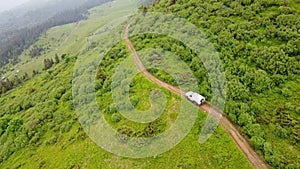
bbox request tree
[170,0,176,5]
[142,6,148,16]
[263,142,273,155]
[238,113,254,126]
[251,69,273,93]
[61,54,67,60]
[276,126,290,139]
[32,70,38,76]
[226,78,250,101]
[54,54,60,64]
[0,116,11,136]
[250,136,265,150]
[43,58,53,70]
[7,118,23,133]
[111,113,121,123]
[245,123,264,138]
[96,67,106,80]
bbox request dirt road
[123,20,269,169]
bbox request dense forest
[0,0,111,68]
[136,0,300,168]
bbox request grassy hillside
[142,0,300,168]
[0,0,252,169]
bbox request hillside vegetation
[0,0,300,168]
[0,0,252,168]
[142,0,300,168]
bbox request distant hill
[0,0,111,68]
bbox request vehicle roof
[186,91,205,100]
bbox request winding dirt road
[123,20,269,169]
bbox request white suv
[185,91,206,106]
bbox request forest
[0,0,299,168]
[137,0,300,168]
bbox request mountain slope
[143,0,300,168]
[0,0,111,68]
[0,0,253,169]
[1,0,300,168]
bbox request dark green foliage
[52,87,66,100]
[276,126,290,139]
[60,121,73,133]
[45,135,59,145]
[0,58,77,163]
[29,45,45,57]
[61,54,67,60]
[250,136,265,150]
[111,113,121,123]
[96,67,106,80]
[144,120,166,137]
[44,58,54,70]
[245,123,264,138]
[116,126,135,142]
[0,116,11,136]
[148,68,178,86]
[55,54,60,64]
[147,0,300,167]
[106,104,117,115]
[7,118,23,133]
[0,78,13,94]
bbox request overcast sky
[0,0,30,12]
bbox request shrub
[144,120,166,137]
[284,102,295,111]
[45,135,58,145]
[14,133,29,149]
[29,133,41,145]
[21,99,33,110]
[282,88,292,97]
[296,107,300,116]
[6,118,23,133]
[265,154,285,168]
[116,126,134,142]
[107,104,117,114]
[250,136,265,150]
[61,91,72,102]
[238,113,254,126]
[276,126,290,139]
[245,123,264,138]
[130,96,139,107]
[263,142,273,155]
[0,116,11,136]
[250,102,265,115]
[53,87,66,100]
[60,121,73,133]
[53,112,65,125]
[111,113,121,123]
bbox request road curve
[123,20,269,169]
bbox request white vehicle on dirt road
[185,91,206,106]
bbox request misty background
[0,0,112,68]
[0,0,30,12]
[0,0,154,68]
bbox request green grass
[0,0,255,168]
[0,62,252,168]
